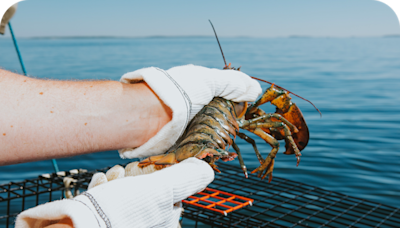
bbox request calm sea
[1,37,400,209]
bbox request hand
[0,4,17,35]
[15,158,214,228]
[165,65,262,119]
[119,65,262,159]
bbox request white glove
[15,158,214,228]
[119,65,262,159]
[0,4,18,35]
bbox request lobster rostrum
[139,21,317,182]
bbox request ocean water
[1,37,400,211]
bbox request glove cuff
[118,67,191,158]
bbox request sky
[1,0,400,38]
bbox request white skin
[0,69,172,166]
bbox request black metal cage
[1,163,400,228]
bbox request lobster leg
[245,121,302,166]
[138,155,168,167]
[232,141,248,178]
[237,132,265,178]
[258,122,301,166]
[237,132,264,165]
[246,128,279,182]
[243,112,299,134]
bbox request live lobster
[138,21,318,182]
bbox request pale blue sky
[1,0,400,38]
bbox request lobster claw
[276,103,309,154]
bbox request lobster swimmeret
[139,83,309,182]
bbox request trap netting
[1,163,400,228]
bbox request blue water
[1,37,400,209]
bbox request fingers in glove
[88,172,108,190]
[167,65,262,103]
[150,157,215,203]
[125,161,158,177]
[172,202,184,228]
[88,164,125,190]
[106,165,125,181]
[214,69,262,102]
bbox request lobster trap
[1,163,400,228]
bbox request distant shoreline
[0,34,399,39]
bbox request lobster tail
[139,97,239,170]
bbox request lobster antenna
[250,77,322,117]
[209,20,227,67]
[208,20,321,117]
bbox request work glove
[0,4,18,35]
[15,157,214,228]
[119,65,262,159]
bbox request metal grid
[1,163,400,228]
[182,163,400,228]
[0,167,104,228]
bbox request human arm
[0,69,172,165]
[12,64,262,228]
[0,65,262,164]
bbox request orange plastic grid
[182,187,254,216]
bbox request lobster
[138,21,318,182]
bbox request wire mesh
[1,162,400,228]
[0,167,104,228]
[183,187,254,216]
[181,163,400,228]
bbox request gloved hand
[0,4,18,35]
[15,158,214,228]
[119,65,262,159]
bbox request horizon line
[1,34,400,39]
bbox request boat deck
[1,162,399,228]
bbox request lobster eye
[233,102,248,119]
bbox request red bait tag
[183,187,254,216]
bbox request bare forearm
[0,69,172,165]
